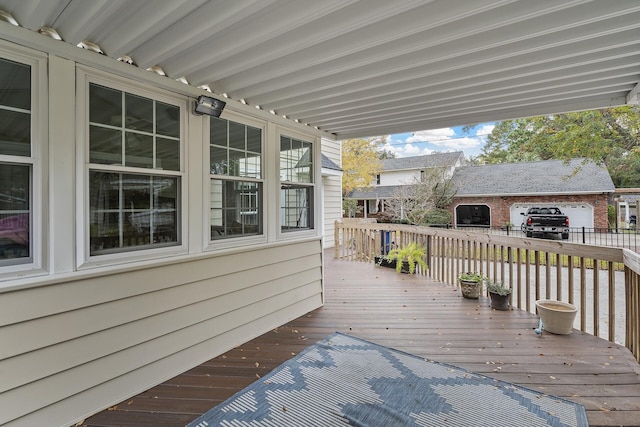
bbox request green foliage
[378,149,396,159]
[422,208,452,225]
[385,242,427,274]
[458,272,482,283]
[342,199,362,218]
[607,204,617,228]
[477,106,640,187]
[486,280,512,296]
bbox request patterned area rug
[187,333,588,426]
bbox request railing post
[582,226,586,244]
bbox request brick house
[451,159,615,229]
[347,156,615,229]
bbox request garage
[511,204,594,229]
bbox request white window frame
[204,110,267,251]
[0,42,47,282]
[277,128,320,240]
[76,68,188,269]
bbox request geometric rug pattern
[186,332,588,426]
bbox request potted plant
[486,280,511,310]
[383,242,427,274]
[458,272,483,299]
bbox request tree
[477,106,640,186]
[384,166,455,225]
[341,138,382,196]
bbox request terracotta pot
[459,279,482,299]
[535,300,578,335]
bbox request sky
[380,122,495,159]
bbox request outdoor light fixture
[194,95,226,117]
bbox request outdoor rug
[187,332,588,427]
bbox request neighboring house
[347,151,466,217]
[451,159,615,229]
[347,156,615,229]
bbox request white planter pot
[535,300,578,335]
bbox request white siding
[0,240,323,427]
[321,138,342,248]
[322,174,342,248]
[380,169,420,186]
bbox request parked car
[521,207,569,239]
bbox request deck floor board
[83,250,640,426]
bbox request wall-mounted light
[194,95,226,117]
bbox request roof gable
[382,151,464,171]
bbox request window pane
[210,179,262,240]
[0,58,30,110]
[280,136,313,183]
[90,171,179,254]
[228,149,245,177]
[90,126,122,165]
[156,101,179,138]
[156,137,180,171]
[0,163,30,261]
[280,185,312,231]
[0,58,31,157]
[124,132,153,168]
[210,145,227,175]
[210,117,227,147]
[90,84,121,126]
[125,93,153,133]
[123,174,150,209]
[0,110,30,156]
[228,121,245,150]
[247,126,261,153]
[246,154,261,179]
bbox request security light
[194,95,226,117]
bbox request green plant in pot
[486,280,511,310]
[458,272,483,299]
[384,242,427,274]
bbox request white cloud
[406,128,454,143]
[404,143,421,155]
[476,124,495,136]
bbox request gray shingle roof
[321,153,342,171]
[347,185,405,199]
[382,151,464,171]
[452,159,615,196]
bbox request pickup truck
[520,207,570,239]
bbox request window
[280,135,314,232]
[376,174,381,185]
[209,116,263,239]
[0,57,32,266]
[88,83,181,255]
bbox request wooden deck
[84,250,640,427]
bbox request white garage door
[510,203,593,228]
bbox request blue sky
[380,122,495,159]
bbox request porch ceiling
[1,0,639,139]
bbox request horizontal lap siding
[0,240,323,427]
[323,175,342,248]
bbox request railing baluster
[580,257,587,331]
[593,259,600,337]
